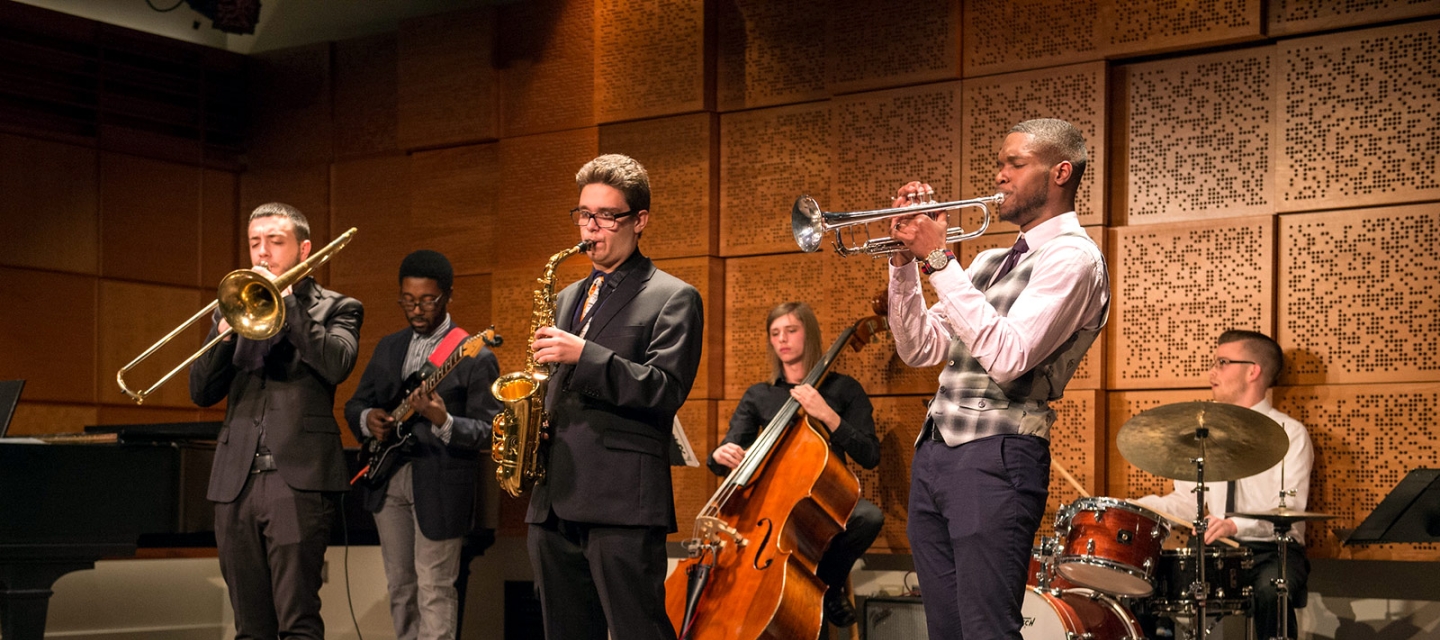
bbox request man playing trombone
[884,119,1109,640]
[190,203,364,640]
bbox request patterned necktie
[581,275,605,320]
[993,236,1030,281]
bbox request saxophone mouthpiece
[578,240,593,252]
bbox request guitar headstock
[465,326,503,357]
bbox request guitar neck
[391,337,473,423]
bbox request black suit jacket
[343,325,502,541]
[190,278,363,503]
[525,253,704,531]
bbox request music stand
[0,379,24,438]
[1346,469,1440,544]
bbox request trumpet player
[526,154,705,640]
[885,119,1108,640]
[189,203,364,640]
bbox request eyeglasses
[570,208,635,229]
[1211,357,1256,369]
[398,296,445,312]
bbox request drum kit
[1022,402,1336,640]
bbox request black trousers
[214,470,336,640]
[815,497,884,592]
[528,514,677,640]
[1247,540,1309,640]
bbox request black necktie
[993,236,1030,281]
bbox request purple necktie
[993,236,1030,281]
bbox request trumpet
[116,227,357,404]
[791,192,1004,256]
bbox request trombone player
[190,203,364,640]
[885,119,1108,640]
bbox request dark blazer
[190,278,363,503]
[342,324,502,541]
[525,253,704,531]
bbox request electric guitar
[351,327,501,489]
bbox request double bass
[665,307,888,639]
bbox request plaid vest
[926,231,1108,446]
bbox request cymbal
[1229,507,1337,524]
[1117,401,1288,482]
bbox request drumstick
[1135,502,1242,549]
[1050,459,1091,498]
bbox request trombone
[116,227,358,404]
[791,192,1004,256]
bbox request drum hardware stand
[1267,487,1297,640]
[1187,420,1213,640]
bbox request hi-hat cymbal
[1117,401,1288,482]
[1229,507,1337,524]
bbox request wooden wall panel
[1105,389,1211,501]
[822,256,945,397]
[1277,20,1440,212]
[200,169,238,286]
[831,83,963,216]
[497,128,600,267]
[247,44,333,168]
[240,164,331,256]
[0,268,97,404]
[1108,217,1275,389]
[1268,0,1440,37]
[670,399,717,541]
[98,281,206,409]
[333,33,398,158]
[1116,48,1275,226]
[963,0,1101,78]
[863,394,929,553]
[409,144,498,278]
[451,274,494,333]
[594,0,710,124]
[97,405,207,427]
[5,403,98,437]
[655,257,724,401]
[826,0,960,95]
[1279,205,1440,386]
[497,0,594,137]
[1037,390,1105,543]
[1276,383,1440,561]
[961,63,1106,234]
[718,102,829,257]
[0,133,97,274]
[100,152,201,287]
[723,254,826,399]
[398,8,498,150]
[715,0,827,111]
[330,154,412,295]
[488,260,593,378]
[1099,0,1263,58]
[600,114,716,260]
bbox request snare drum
[1054,497,1170,597]
[1149,546,1254,616]
[1021,587,1143,640]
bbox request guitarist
[705,301,883,629]
[343,250,501,640]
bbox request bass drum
[1021,587,1143,640]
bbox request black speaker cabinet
[864,595,926,639]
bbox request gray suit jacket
[190,277,363,503]
[525,253,704,531]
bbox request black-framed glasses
[570,207,635,229]
[398,296,445,312]
[1211,357,1256,369]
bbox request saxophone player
[526,154,705,640]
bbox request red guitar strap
[426,326,470,368]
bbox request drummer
[1130,330,1314,639]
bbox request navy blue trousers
[908,434,1050,640]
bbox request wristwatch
[920,248,955,275]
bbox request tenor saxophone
[491,240,592,498]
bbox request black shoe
[823,586,857,628]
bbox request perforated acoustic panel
[1278,205,1440,385]
[822,256,946,397]
[724,253,824,399]
[859,395,930,553]
[497,0,594,137]
[719,102,830,257]
[1276,383,1440,561]
[825,0,960,96]
[831,82,963,218]
[963,0,1101,78]
[716,0,827,111]
[496,128,599,268]
[653,256,725,401]
[488,260,592,378]
[409,144,498,278]
[600,113,716,260]
[961,63,1105,236]
[1118,48,1275,226]
[1109,217,1275,390]
[1269,0,1440,37]
[397,8,497,150]
[1036,391,1105,544]
[1105,390,1213,506]
[1099,0,1263,58]
[594,0,709,124]
[1278,20,1440,211]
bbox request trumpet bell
[792,195,825,253]
[217,269,284,341]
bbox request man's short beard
[1000,187,1047,226]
